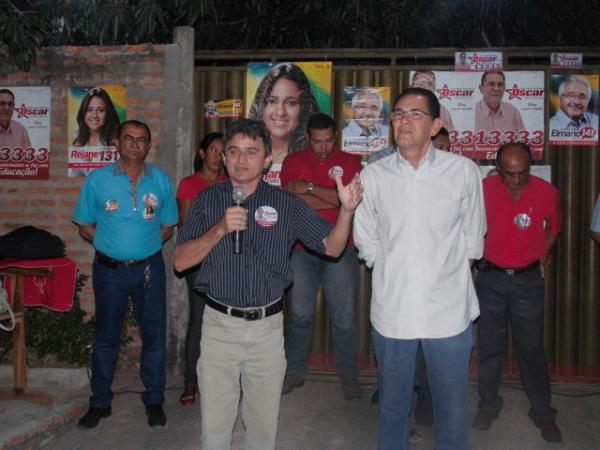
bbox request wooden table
[0,266,55,405]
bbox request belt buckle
[505,269,515,276]
[243,309,262,321]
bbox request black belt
[206,297,283,321]
[95,250,161,268]
[479,258,539,276]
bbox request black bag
[0,226,66,260]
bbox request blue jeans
[285,247,358,379]
[372,324,473,450]
[90,253,166,408]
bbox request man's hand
[284,179,310,195]
[221,205,248,235]
[335,173,363,212]
[174,205,247,273]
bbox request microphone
[232,187,246,254]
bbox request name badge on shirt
[514,213,531,230]
[255,206,278,228]
[328,165,344,179]
[143,192,158,207]
[105,200,119,211]
[142,192,158,220]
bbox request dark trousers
[90,252,166,408]
[475,267,556,422]
[183,269,206,386]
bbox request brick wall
[0,28,195,375]
[0,43,172,312]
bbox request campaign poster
[550,53,583,69]
[245,62,332,187]
[0,86,51,180]
[204,98,243,119]
[67,85,127,177]
[414,71,545,160]
[455,51,503,72]
[548,74,598,146]
[341,87,390,154]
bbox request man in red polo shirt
[280,113,363,400]
[473,142,563,443]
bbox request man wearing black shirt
[174,119,362,450]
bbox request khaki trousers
[198,306,286,450]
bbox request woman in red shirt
[177,132,227,405]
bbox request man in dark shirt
[174,119,363,450]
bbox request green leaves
[0,0,598,71]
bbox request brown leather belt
[206,297,283,321]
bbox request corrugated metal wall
[192,48,600,380]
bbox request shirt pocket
[427,192,463,230]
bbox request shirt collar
[0,121,15,135]
[394,144,436,170]
[481,100,505,118]
[556,107,590,128]
[112,160,150,177]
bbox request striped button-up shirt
[176,180,333,307]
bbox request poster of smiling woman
[68,85,127,177]
[246,62,332,187]
[549,74,599,146]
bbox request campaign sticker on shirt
[328,165,344,179]
[255,206,278,228]
[143,205,156,221]
[514,213,532,230]
[105,200,119,212]
[142,192,158,207]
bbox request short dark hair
[194,132,224,173]
[224,119,272,157]
[433,127,449,139]
[496,142,532,165]
[0,89,15,101]
[393,87,440,119]
[481,71,506,85]
[118,120,151,141]
[307,113,336,134]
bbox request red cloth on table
[0,257,77,312]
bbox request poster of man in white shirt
[342,87,389,154]
[549,74,599,146]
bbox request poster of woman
[246,62,331,187]
[67,85,127,177]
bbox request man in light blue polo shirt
[73,120,178,429]
[592,194,600,244]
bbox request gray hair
[558,75,592,99]
[351,88,383,111]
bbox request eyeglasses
[390,109,431,121]
[0,101,14,107]
[561,94,588,101]
[121,135,149,145]
[483,81,505,88]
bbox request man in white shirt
[354,87,486,450]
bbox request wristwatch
[306,182,314,193]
